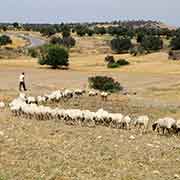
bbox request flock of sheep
[22,89,109,104]
[0,91,178,136]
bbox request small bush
[107,62,120,68]
[106,57,130,69]
[116,59,130,66]
[88,76,123,92]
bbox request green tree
[110,37,132,53]
[38,45,69,69]
[13,22,19,29]
[141,35,163,51]
[0,35,12,46]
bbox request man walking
[19,72,27,91]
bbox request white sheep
[152,117,176,135]
[101,92,109,101]
[88,91,98,97]
[27,96,37,104]
[109,113,123,128]
[0,102,5,109]
[120,115,132,130]
[74,89,85,97]
[134,115,149,131]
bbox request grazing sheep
[0,102,5,109]
[27,96,37,104]
[110,113,123,129]
[101,92,109,101]
[88,91,98,97]
[134,115,149,131]
[64,89,73,99]
[74,89,85,97]
[152,117,176,135]
[120,115,132,130]
[174,120,180,135]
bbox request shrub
[116,59,130,66]
[110,37,132,53]
[38,45,69,69]
[107,62,120,68]
[0,35,12,46]
[88,76,123,92]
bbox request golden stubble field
[1,34,180,180]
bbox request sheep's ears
[152,123,157,131]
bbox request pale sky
[0,0,179,26]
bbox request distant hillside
[96,20,177,30]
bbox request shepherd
[19,72,27,91]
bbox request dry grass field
[1,33,180,180]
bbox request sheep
[0,102,5,109]
[88,91,98,97]
[19,93,27,101]
[81,110,96,127]
[120,115,132,130]
[109,113,123,129]
[63,89,73,99]
[37,96,46,104]
[134,115,149,132]
[27,96,37,104]
[74,89,85,97]
[95,109,109,126]
[101,92,109,101]
[152,117,177,135]
[173,120,180,135]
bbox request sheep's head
[152,123,158,131]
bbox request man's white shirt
[19,74,24,82]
